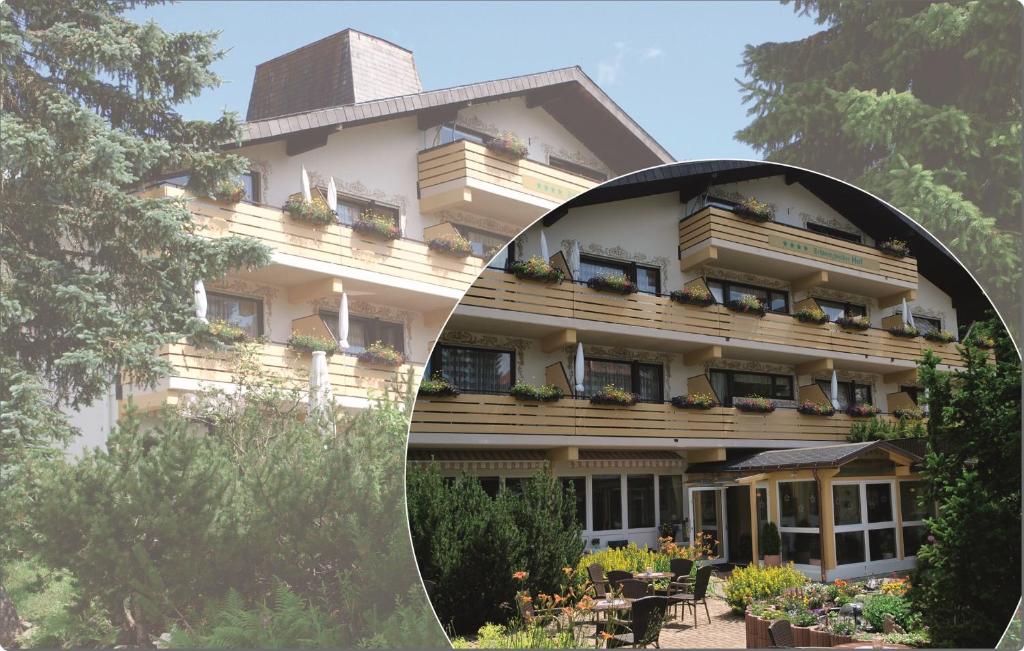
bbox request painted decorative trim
[568,458,686,470]
[407,459,549,472]
[440,330,533,380]
[701,265,790,291]
[706,358,793,375]
[438,210,520,238]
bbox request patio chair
[516,594,563,633]
[607,570,633,590]
[674,565,713,627]
[604,595,670,648]
[768,619,794,648]
[617,578,649,600]
[588,563,609,598]
[658,559,694,620]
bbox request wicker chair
[588,563,608,598]
[656,558,694,618]
[769,619,794,648]
[617,578,649,600]
[674,565,713,627]
[607,570,634,590]
[605,596,670,648]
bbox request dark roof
[543,160,995,323]
[239,67,673,173]
[686,441,921,474]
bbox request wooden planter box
[745,612,855,648]
[745,612,771,649]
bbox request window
[478,477,500,498]
[658,475,684,528]
[709,369,793,406]
[900,385,921,404]
[913,315,942,336]
[208,292,262,338]
[627,475,655,529]
[815,379,873,410]
[503,477,525,496]
[816,299,867,323]
[778,480,821,565]
[456,225,509,259]
[832,481,899,567]
[548,156,608,183]
[241,171,261,203]
[431,344,514,394]
[584,359,664,403]
[706,279,788,313]
[438,123,487,146]
[321,313,404,354]
[807,222,862,244]
[579,255,661,295]
[488,242,514,271]
[561,477,587,528]
[592,475,622,531]
[900,480,931,557]
[334,195,400,228]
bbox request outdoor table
[632,571,673,581]
[589,599,632,649]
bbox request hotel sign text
[768,234,880,271]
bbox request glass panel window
[635,265,660,295]
[208,292,262,338]
[835,531,867,565]
[635,363,663,403]
[457,225,508,259]
[816,380,873,410]
[902,525,927,557]
[865,483,893,523]
[806,222,862,244]
[561,477,587,528]
[592,475,622,531]
[627,475,655,529]
[868,528,898,560]
[438,123,487,145]
[434,345,514,394]
[658,476,684,528]
[488,243,513,271]
[503,477,525,496]
[706,279,788,314]
[322,313,404,354]
[579,255,630,284]
[335,196,399,228]
[781,532,821,565]
[913,315,942,336]
[900,481,928,522]
[548,156,608,183]
[240,171,261,203]
[816,299,867,322]
[479,477,500,498]
[832,484,862,526]
[585,359,632,395]
[712,369,793,405]
[779,481,819,528]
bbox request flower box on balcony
[797,401,835,416]
[846,403,881,417]
[726,296,767,317]
[894,407,925,420]
[732,197,775,222]
[734,396,776,413]
[923,330,956,344]
[356,341,405,367]
[877,238,911,257]
[794,307,829,325]
[835,314,870,331]
[284,197,336,226]
[192,319,248,349]
[418,373,460,397]
[671,393,717,409]
[888,323,919,338]
[586,274,637,294]
[213,178,246,204]
[287,333,337,355]
[590,385,638,407]
[510,382,564,402]
[509,256,564,284]
[669,286,715,307]
[428,235,473,258]
[484,131,529,159]
[352,211,401,240]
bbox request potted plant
[761,522,781,566]
[670,285,715,307]
[352,210,402,240]
[733,197,775,222]
[509,256,564,284]
[212,177,246,204]
[485,130,529,159]
[356,340,405,367]
[794,307,829,325]
[888,322,919,338]
[726,295,767,317]
[797,400,835,416]
[586,273,637,294]
[283,196,336,226]
[836,314,871,331]
[922,329,956,344]
[418,372,459,397]
[893,407,924,420]
[671,393,717,409]
[877,238,910,257]
[287,333,336,355]
[428,234,473,257]
[590,385,638,406]
[846,403,881,417]
[510,382,564,402]
[734,396,776,413]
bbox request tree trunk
[0,585,21,648]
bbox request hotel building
[67,29,672,449]
[407,160,994,580]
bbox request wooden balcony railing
[411,394,889,442]
[461,270,965,367]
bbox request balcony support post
[795,358,833,376]
[883,368,919,386]
[287,277,344,304]
[878,289,917,310]
[683,345,721,366]
[688,448,726,464]
[419,187,473,214]
[547,446,579,464]
[791,270,829,293]
[680,245,717,272]
[542,328,577,353]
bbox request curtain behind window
[585,359,631,394]
[440,347,512,393]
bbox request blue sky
[131,2,820,161]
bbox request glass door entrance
[689,487,727,561]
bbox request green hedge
[723,563,807,613]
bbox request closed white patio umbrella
[901,297,914,327]
[194,279,208,323]
[309,350,333,415]
[337,292,350,350]
[327,176,338,212]
[574,341,585,394]
[830,369,840,409]
[569,240,581,280]
[301,165,312,202]
[540,230,550,261]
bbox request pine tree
[737,1,1021,334]
[0,0,271,456]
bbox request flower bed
[509,256,564,284]
[877,238,910,257]
[794,307,829,325]
[671,393,717,409]
[733,197,775,222]
[669,285,715,307]
[797,400,835,416]
[352,211,401,240]
[356,341,405,367]
[589,385,638,406]
[726,295,767,316]
[284,197,336,226]
[835,314,870,330]
[510,382,563,402]
[586,273,637,294]
[888,322,919,338]
[846,403,881,417]
[287,333,336,355]
[922,329,955,344]
[734,396,776,413]
[485,131,529,159]
[428,235,473,257]
[418,373,459,397]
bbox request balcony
[121,342,421,412]
[459,270,966,369]
[679,206,918,298]
[147,185,485,306]
[410,394,891,443]
[416,140,597,229]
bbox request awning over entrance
[685,440,921,475]
[571,450,686,470]
[407,449,549,472]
